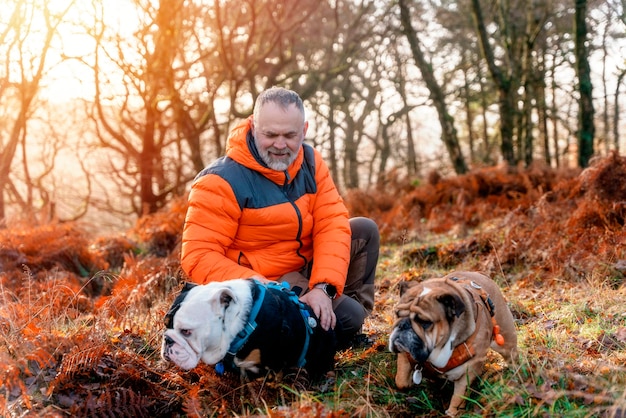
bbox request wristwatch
[314,283,337,300]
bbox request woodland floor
[1,152,625,417]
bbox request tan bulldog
[388,271,518,416]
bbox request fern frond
[182,385,204,418]
[25,346,57,369]
[50,344,107,392]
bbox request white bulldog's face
[161,280,253,370]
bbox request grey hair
[253,87,305,122]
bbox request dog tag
[215,362,225,375]
[412,368,423,385]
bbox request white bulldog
[161,280,253,370]
[161,279,336,378]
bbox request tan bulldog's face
[388,281,467,387]
[161,280,253,370]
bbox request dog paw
[445,408,459,417]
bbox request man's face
[252,102,308,171]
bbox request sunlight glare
[36,0,141,102]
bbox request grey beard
[267,161,289,171]
[260,150,295,171]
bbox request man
[181,87,379,348]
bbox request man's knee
[333,295,367,335]
[279,271,309,296]
[350,217,380,244]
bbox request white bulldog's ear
[210,288,237,314]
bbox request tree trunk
[536,77,551,165]
[405,115,418,176]
[535,43,551,165]
[328,101,339,185]
[548,54,561,167]
[574,0,595,168]
[478,65,494,164]
[399,0,468,174]
[462,50,476,163]
[394,52,418,176]
[140,109,158,215]
[0,121,23,223]
[614,70,626,153]
[0,1,66,224]
[470,0,517,166]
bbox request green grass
[1,240,625,417]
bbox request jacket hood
[225,116,305,184]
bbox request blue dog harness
[215,280,316,375]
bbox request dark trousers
[280,217,380,346]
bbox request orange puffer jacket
[181,116,351,295]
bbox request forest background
[1,0,625,232]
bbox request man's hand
[300,288,336,331]
[250,274,270,284]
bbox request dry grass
[1,153,625,417]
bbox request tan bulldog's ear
[437,293,466,320]
[399,280,419,296]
